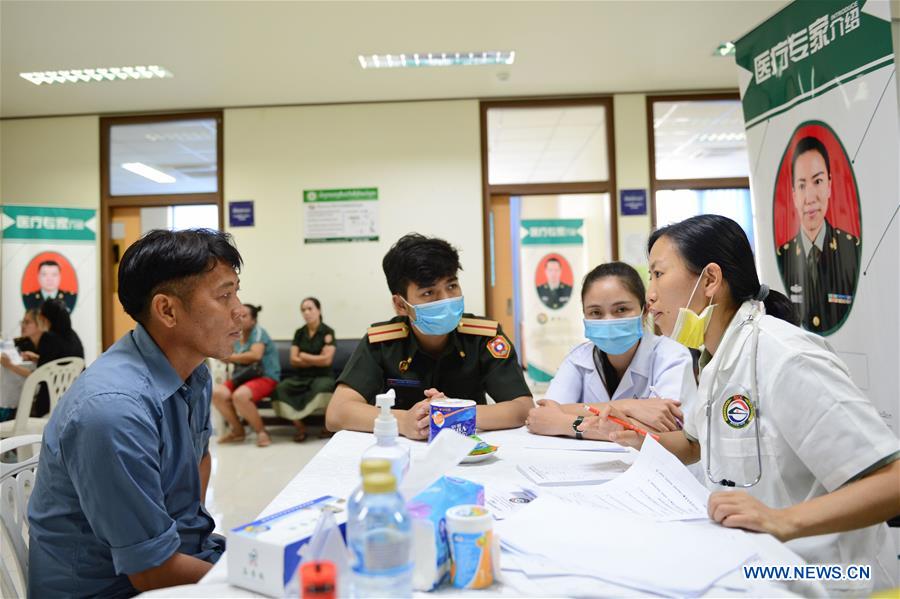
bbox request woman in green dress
[273,297,337,441]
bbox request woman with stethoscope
[594,215,899,595]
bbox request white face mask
[669,269,715,350]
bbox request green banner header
[1,205,97,241]
[303,188,378,203]
[735,0,893,127]
[521,219,584,245]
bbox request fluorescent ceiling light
[713,42,735,57]
[20,65,173,86]
[358,51,515,69]
[121,162,176,184]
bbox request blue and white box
[227,495,348,597]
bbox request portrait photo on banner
[20,250,80,313]
[772,120,861,336]
[534,252,574,311]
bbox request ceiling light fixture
[19,65,173,86]
[358,51,515,69]
[121,162,176,184]
[713,42,736,57]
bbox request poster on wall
[1,205,99,365]
[303,188,379,243]
[519,219,587,383]
[735,0,899,431]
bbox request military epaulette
[834,228,860,246]
[457,317,498,337]
[367,322,408,343]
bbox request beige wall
[0,97,676,346]
[223,101,485,340]
[612,94,651,278]
[1,116,100,208]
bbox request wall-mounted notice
[619,189,648,216]
[229,200,255,227]
[303,188,378,243]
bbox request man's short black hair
[545,257,561,267]
[791,136,831,183]
[118,228,243,324]
[382,233,461,298]
[38,260,61,271]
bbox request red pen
[584,405,661,441]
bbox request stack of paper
[550,434,711,521]
[517,459,630,486]
[497,494,758,596]
[494,436,761,596]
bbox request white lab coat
[684,301,899,595]
[546,334,698,409]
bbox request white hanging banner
[519,219,588,383]
[1,205,98,365]
[735,0,899,431]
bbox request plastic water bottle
[347,459,392,523]
[347,472,413,598]
[360,390,410,483]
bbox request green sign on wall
[1,205,97,242]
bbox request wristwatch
[572,415,585,440]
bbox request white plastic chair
[0,434,42,599]
[0,357,84,439]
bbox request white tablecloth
[142,427,819,598]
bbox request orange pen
[584,405,661,441]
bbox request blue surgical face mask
[403,295,465,335]
[584,316,643,355]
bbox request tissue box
[407,476,484,590]
[227,495,347,597]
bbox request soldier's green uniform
[536,282,572,310]
[23,289,77,312]
[337,314,532,410]
[272,323,337,411]
[776,219,860,334]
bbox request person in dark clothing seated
[24,299,85,416]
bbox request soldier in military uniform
[536,257,572,309]
[325,234,533,440]
[22,260,77,312]
[776,136,859,334]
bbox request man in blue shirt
[28,228,244,597]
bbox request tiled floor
[205,422,329,533]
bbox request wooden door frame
[99,110,224,348]
[479,96,618,316]
[645,92,749,228]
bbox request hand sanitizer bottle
[360,389,410,483]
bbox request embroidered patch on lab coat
[722,394,754,429]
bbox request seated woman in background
[526,262,696,439]
[15,307,43,354]
[213,303,281,447]
[22,300,85,416]
[0,308,44,421]
[273,297,336,442]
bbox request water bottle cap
[360,458,392,476]
[362,472,397,494]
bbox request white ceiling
[0,1,791,119]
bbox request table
[143,428,820,598]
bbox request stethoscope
[704,304,763,488]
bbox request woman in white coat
[596,215,899,595]
[526,262,697,439]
